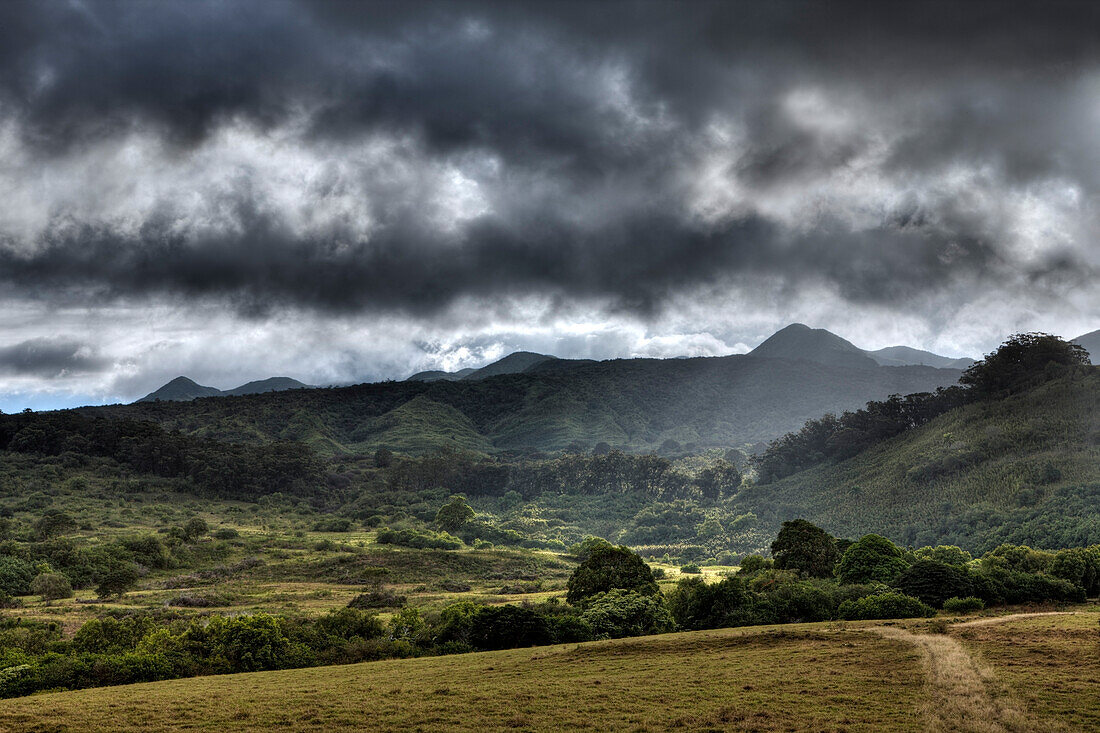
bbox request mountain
[865,346,975,369]
[405,368,477,382]
[406,352,558,382]
[740,368,1100,552]
[137,376,311,402]
[224,377,312,396]
[109,347,962,454]
[137,377,223,403]
[464,352,558,380]
[1072,329,1100,365]
[749,324,879,369]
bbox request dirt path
[873,619,1037,733]
[951,610,1073,628]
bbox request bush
[0,557,35,596]
[375,527,463,551]
[838,592,934,620]
[667,576,756,630]
[347,589,407,609]
[680,563,701,574]
[211,528,240,540]
[942,596,985,613]
[31,572,73,602]
[580,589,675,639]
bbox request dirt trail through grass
[952,611,1073,628]
[874,615,1042,733]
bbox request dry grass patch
[0,624,923,733]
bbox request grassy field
[0,622,926,732]
[1,609,1095,733]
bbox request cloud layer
[0,1,1097,406]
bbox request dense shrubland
[0,518,1095,700]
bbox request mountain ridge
[137,376,313,403]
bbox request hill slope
[749,323,878,369]
[866,346,974,369]
[99,353,961,455]
[741,368,1100,552]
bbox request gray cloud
[0,338,107,377]
[0,0,1096,403]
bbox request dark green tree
[31,572,73,603]
[961,332,1090,397]
[95,560,139,598]
[770,519,839,578]
[566,545,658,605]
[835,534,909,585]
[434,495,475,532]
[893,560,974,607]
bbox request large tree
[770,519,840,578]
[566,545,658,605]
[961,332,1090,397]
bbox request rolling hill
[1073,329,1100,364]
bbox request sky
[0,0,1098,410]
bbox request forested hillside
[88,354,960,455]
[743,367,1100,552]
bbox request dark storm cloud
[0,0,1097,317]
[0,338,107,377]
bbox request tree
[0,556,35,596]
[770,519,839,578]
[960,332,1090,397]
[31,572,73,603]
[566,545,659,605]
[667,576,754,630]
[893,560,973,608]
[434,495,474,532]
[835,534,909,585]
[96,560,139,598]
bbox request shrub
[375,527,463,551]
[737,555,773,575]
[942,596,985,613]
[838,592,934,620]
[580,589,675,639]
[680,563,701,574]
[211,528,240,540]
[667,576,756,630]
[0,557,35,596]
[347,589,407,609]
[31,572,73,602]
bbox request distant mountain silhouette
[865,345,975,369]
[749,323,879,369]
[405,368,477,382]
[1072,329,1100,365]
[406,352,557,382]
[137,376,311,402]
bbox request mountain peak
[750,324,878,370]
[137,376,222,403]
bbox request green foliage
[737,555,773,575]
[960,333,1090,398]
[30,572,72,602]
[679,563,701,574]
[375,527,463,550]
[942,596,985,613]
[835,535,909,585]
[837,592,934,620]
[566,545,658,605]
[667,576,754,630]
[770,519,839,578]
[95,560,139,598]
[580,589,674,639]
[893,560,974,608]
[0,556,35,596]
[434,495,475,532]
[913,545,972,566]
[1050,546,1100,596]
